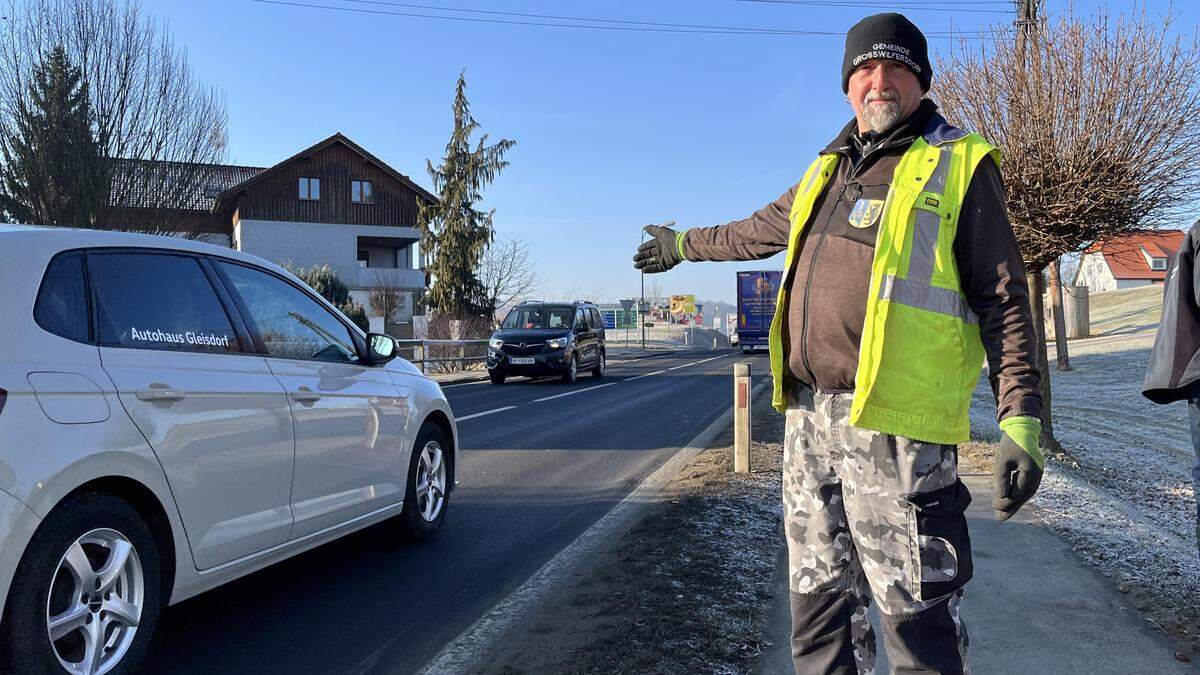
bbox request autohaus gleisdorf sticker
[130,326,232,348]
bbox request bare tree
[367,274,411,329]
[936,9,1200,448]
[0,0,228,235]
[478,235,542,319]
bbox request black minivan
[486,301,606,384]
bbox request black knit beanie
[841,13,931,93]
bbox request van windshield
[502,306,574,330]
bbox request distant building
[106,133,436,322]
[1073,229,1186,294]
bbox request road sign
[620,298,635,313]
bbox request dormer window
[1150,257,1167,271]
[299,177,320,201]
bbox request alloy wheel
[415,441,447,522]
[46,528,144,675]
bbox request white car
[0,225,458,674]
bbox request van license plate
[510,357,535,364]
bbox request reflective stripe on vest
[769,128,1000,445]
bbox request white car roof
[0,224,290,276]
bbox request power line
[250,0,843,34]
[726,0,1012,14]
[339,0,806,33]
[250,0,997,36]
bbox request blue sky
[152,0,1196,306]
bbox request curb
[418,377,768,674]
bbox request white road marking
[454,406,517,422]
[531,382,618,403]
[626,369,668,381]
[447,352,731,419]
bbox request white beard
[861,99,904,134]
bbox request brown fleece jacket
[683,101,1042,422]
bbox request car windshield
[502,306,574,330]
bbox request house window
[358,250,370,268]
[351,180,373,204]
[1151,257,1167,271]
[299,177,320,201]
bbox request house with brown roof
[1072,229,1187,294]
[106,133,435,324]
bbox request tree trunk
[1027,269,1061,453]
[1047,259,1072,371]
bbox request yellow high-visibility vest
[769,127,1000,445]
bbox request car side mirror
[364,333,397,366]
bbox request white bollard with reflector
[734,362,751,473]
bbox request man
[633,13,1043,675]
[1142,218,1200,557]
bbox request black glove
[992,430,1043,521]
[633,224,684,274]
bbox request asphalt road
[140,348,770,674]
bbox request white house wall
[1076,252,1117,293]
[1115,279,1154,290]
[234,219,422,290]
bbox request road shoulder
[433,384,783,674]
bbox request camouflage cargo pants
[784,389,972,674]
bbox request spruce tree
[417,72,515,318]
[0,46,106,226]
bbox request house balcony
[356,266,425,290]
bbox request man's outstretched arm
[633,185,797,273]
[954,157,1045,521]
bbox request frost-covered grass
[1083,285,1164,337]
[970,332,1199,648]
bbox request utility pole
[639,228,647,352]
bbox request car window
[502,306,573,329]
[88,252,240,353]
[590,308,603,331]
[574,309,587,330]
[219,262,359,364]
[35,252,89,343]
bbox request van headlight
[489,337,503,349]
[546,337,568,350]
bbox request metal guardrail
[393,338,490,374]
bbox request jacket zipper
[797,137,910,392]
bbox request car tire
[0,492,163,675]
[395,421,451,541]
[562,354,578,384]
[591,350,605,378]
[489,371,505,385]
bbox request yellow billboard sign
[669,294,696,315]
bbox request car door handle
[290,388,322,403]
[136,385,186,402]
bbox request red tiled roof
[1093,230,1186,280]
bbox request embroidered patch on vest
[848,198,885,229]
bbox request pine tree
[417,72,515,318]
[0,46,106,226]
